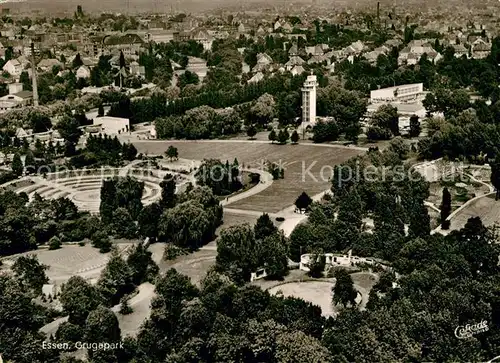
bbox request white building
[299,252,387,272]
[76,65,91,79]
[301,74,317,125]
[370,83,425,104]
[93,116,130,135]
[2,59,23,77]
[0,83,32,113]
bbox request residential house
[385,39,403,48]
[242,62,250,74]
[256,25,267,36]
[305,45,324,56]
[130,61,146,78]
[186,57,208,81]
[281,22,293,33]
[308,55,328,65]
[471,39,491,59]
[274,20,283,31]
[452,44,468,58]
[248,71,264,83]
[237,23,246,33]
[288,44,299,56]
[256,53,272,65]
[76,65,91,79]
[2,59,23,77]
[285,55,305,71]
[37,58,63,73]
[252,53,273,72]
[344,40,365,56]
[398,42,439,65]
[192,29,214,51]
[290,65,305,76]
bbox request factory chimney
[31,42,39,107]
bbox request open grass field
[2,244,130,283]
[220,211,263,229]
[268,280,337,317]
[449,194,500,231]
[134,141,362,213]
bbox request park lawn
[134,141,362,213]
[449,194,500,232]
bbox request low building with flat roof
[370,83,425,104]
[93,116,130,135]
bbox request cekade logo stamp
[454,320,489,339]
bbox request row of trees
[155,105,241,139]
[71,133,137,168]
[195,158,242,196]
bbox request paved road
[221,168,274,208]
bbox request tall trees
[332,269,357,307]
[97,251,134,305]
[11,255,48,295]
[178,70,200,89]
[248,93,275,126]
[72,53,83,69]
[126,242,159,285]
[0,276,57,363]
[216,224,258,283]
[159,173,176,208]
[317,85,366,142]
[246,124,257,139]
[409,115,421,137]
[254,213,278,240]
[440,187,452,229]
[195,159,241,196]
[216,221,287,283]
[368,104,399,140]
[84,306,121,361]
[490,155,500,200]
[295,192,313,213]
[60,276,103,325]
[277,129,289,144]
[165,145,179,161]
[56,115,82,156]
[312,119,339,143]
[11,152,23,176]
[24,149,35,171]
[268,129,277,143]
[138,202,162,239]
[99,176,144,225]
[159,200,213,249]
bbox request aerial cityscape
[0,0,499,362]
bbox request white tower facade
[301,74,317,125]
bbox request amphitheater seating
[13,169,169,214]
